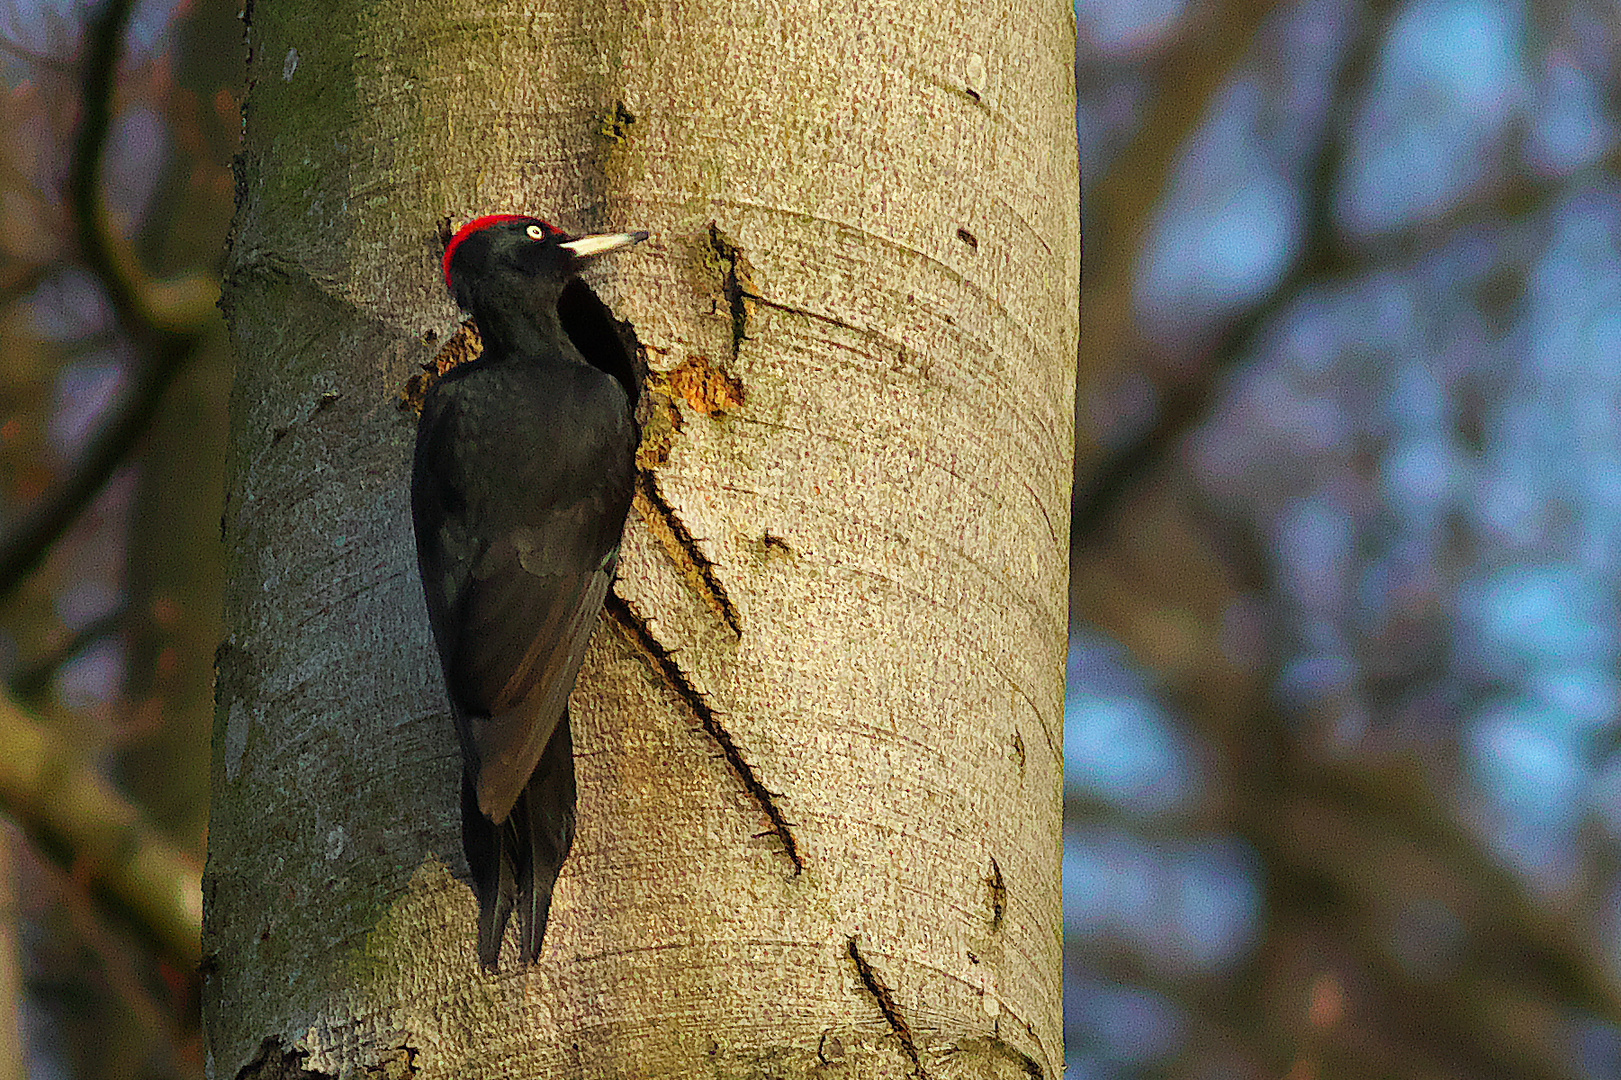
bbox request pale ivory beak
[561,231,650,259]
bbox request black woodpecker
[413,215,647,968]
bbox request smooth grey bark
[207,0,1077,1076]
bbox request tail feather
[462,712,577,970]
[514,712,577,965]
[462,770,515,970]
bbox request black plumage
[412,215,645,968]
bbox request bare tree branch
[1074,0,1285,490]
[0,34,73,72]
[0,343,199,600]
[1073,0,1402,544]
[7,601,127,700]
[69,0,217,336]
[0,688,201,968]
[0,0,217,602]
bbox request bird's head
[442,215,648,315]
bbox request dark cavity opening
[558,277,640,407]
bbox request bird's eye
[526,225,546,240]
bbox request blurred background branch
[0,0,234,1073]
[1073,0,1400,542]
[0,0,216,604]
[0,689,201,969]
[1069,0,1621,1076]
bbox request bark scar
[707,223,750,362]
[946,1036,1044,1080]
[1008,1042,1044,1080]
[988,856,1006,932]
[736,291,910,369]
[234,1037,333,1080]
[848,937,927,1079]
[606,593,800,872]
[634,472,741,636]
[743,291,862,334]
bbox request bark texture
[207,0,1077,1076]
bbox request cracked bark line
[848,938,926,1079]
[632,472,742,635]
[604,592,801,872]
[707,222,751,363]
[988,856,1007,932]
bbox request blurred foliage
[1072,0,1621,1076]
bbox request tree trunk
[206,0,1077,1076]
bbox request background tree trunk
[207,0,1077,1075]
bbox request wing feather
[413,377,629,826]
[457,545,614,823]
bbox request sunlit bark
[208,0,1078,1075]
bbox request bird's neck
[471,309,568,361]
